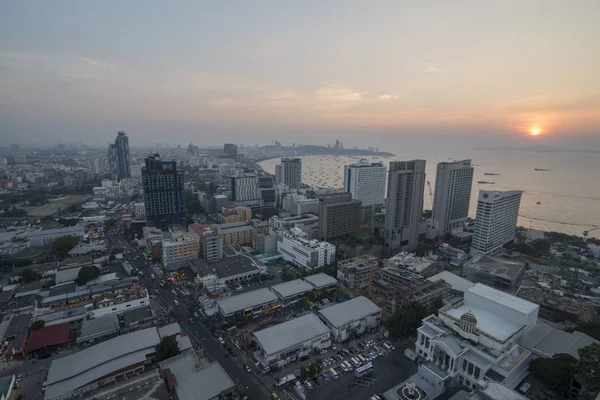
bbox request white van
[236,285,243,291]
[173,300,179,306]
[329,368,339,379]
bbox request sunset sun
[529,128,541,136]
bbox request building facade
[344,160,386,221]
[384,160,426,254]
[269,214,320,240]
[318,192,361,241]
[107,131,131,181]
[462,255,525,293]
[470,190,523,255]
[230,174,261,202]
[277,229,336,269]
[161,229,200,271]
[213,222,255,246]
[318,296,382,342]
[142,154,186,228]
[276,158,302,189]
[336,255,378,290]
[433,160,474,235]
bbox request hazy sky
[1,1,599,149]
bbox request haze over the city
[1,1,599,149]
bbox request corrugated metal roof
[216,288,278,316]
[303,273,337,289]
[254,313,329,356]
[318,296,380,328]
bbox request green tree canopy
[529,353,577,399]
[155,335,181,361]
[21,268,40,283]
[51,235,80,260]
[31,320,45,331]
[533,239,551,253]
[386,301,431,339]
[575,343,600,397]
[75,266,100,286]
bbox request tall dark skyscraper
[142,154,186,229]
[108,131,131,181]
[223,143,238,159]
[275,158,302,189]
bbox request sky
[1,1,599,150]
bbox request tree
[21,268,40,283]
[572,323,600,341]
[75,266,100,286]
[529,353,577,399]
[155,335,180,361]
[51,235,80,260]
[575,343,600,397]
[386,301,430,339]
[30,320,45,331]
[533,239,551,253]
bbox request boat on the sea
[534,168,551,171]
[484,173,500,176]
[477,181,495,184]
[537,202,541,205]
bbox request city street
[120,239,276,400]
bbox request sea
[259,149,600,239]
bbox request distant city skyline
[1,2,599,149]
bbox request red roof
[25,323,70,353]
[188,224,211,236]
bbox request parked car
[319,349,328,355]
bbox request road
[118,235,274,400]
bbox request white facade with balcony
[276,228,335,270]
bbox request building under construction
[462,254,525,293]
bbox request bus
[355,362,373,378]
[329,368,339,379]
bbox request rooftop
[318,296,381,328]
[254,313,330,356]
[159,353,234,400]
[519,321,598,359]
[467,255,525,279]
[428,271,475,293]
[26,323,70,353]
[216,288,278,316]
[271,279,314,299]
[78,314,119,342]
[445,304,522,342]
[192,254,262,279]
[45,327,160,399]
[121,306,153,326]
[303,272,337,289]
[158,322,182,338]
[383,252,435,273]
[468,283,538,315]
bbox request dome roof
[460,312,477,324]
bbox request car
[319,349,328,355]
[245,365,251,373]
[305,381,314,390]
[218,337,226,345]
[173,300,179,306]
[16,375,22,383]
[188,318,195,325]
[332,344,337,350]
[193,312,199,318]
[172,289,177,295]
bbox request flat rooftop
[216,288,278,316]
[303,272,337,289]
[468,255,525,279]
[254,313,330,356]
[445,305,521,342]
[318,296,381,328]
[194,255,262,279]
[160,353,234,400]
[78,314,119,342]
[271,279,314,299]
[428,271,474,293]
[468,283,538,315]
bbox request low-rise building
[277,228,335,270]
[25,225,85,247]
[216,287,280,319]
[383,252,438,277]
[303,272,337,291]
[374,266,451,314]
[161,228,200,271]
[253,313,331,369]
[160,352,235,400]
[269,213,320,239]
[252,228,277,254]
[77,314,119,344]
[59,255,93,270]
[213,221,255,246]
[462,255,525,293]
[318,296,381,342]
[191,255,266,287]
[337,254,378,290]
[271,279,315,304]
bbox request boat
[534,168,551,171]
[477,181,495,184]
[484,173,499,176]
[537,202,541,205]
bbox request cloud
[377,94,400,100]
[77,56,115,69]
[413,61,444,74]
[315,83,367,109]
